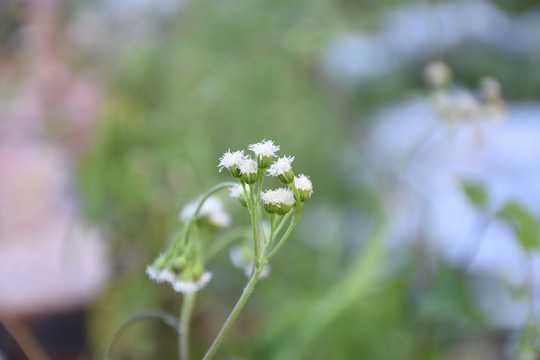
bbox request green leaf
[498,201,540,252]
[460,180,487,209]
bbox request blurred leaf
[268,219,387,360]
[460,180,488,209]
[498,201,540,252]
[518,320,538,358]
[416,265,483,326]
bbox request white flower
[238,158,258,175]
[431,89,484,123]
[180,195,231,227]
[261,188,295,207]
[171,272,212,294]
[229,184,245,199]
[248,139,280,159]
[218,150,245,172]
[424,61,452,88]
[267,156,294,176]
[479,77,502,101]
[146,266,176,284]
[294,174,313,193]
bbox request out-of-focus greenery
[78,0,539,359]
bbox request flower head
[294,174,313,202]
[229,184,248,207]
[218,150,245,177]
[267,156,295,184]
[229,184,244,199]
[146,266,176,284]
[479,77,502,102]
[238,157,259,184]
[171,272,212,294]
[424,61,452,88]
[261,188,295,214]
[248,140,280,168]
[180,195,231,227]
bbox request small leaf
[460,180,487,209]
[498,201,540,252]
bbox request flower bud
[261,188,295,215]
[230,184,248,207]
[248,139,280,169]
[268,156,295,184]
[239,158,259,184]
[294,174,313,202]
[218,150,246,179]
[278,170,295,185]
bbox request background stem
[180,293,197,360]
[202,269,262,360]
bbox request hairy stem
[104,310,179,360]
[249,184,260,267]
[266,207,301,261]
[180,293,196,360]
[194,182,238,216]
[202,269,263,360]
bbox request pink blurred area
[0,0,109,316]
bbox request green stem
[180,293,196,360]
[193,182,238,217]
[169,182,237,255]
[269,214,276,247]
[248,184,260,267]
[269,212,292,248]
[265,207,301,261]
[256,171,265,205]
[104,310,179,360]
[202,269,263,360]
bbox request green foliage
[460,180,488,209]
[75,0,540,359]
[498,201,540,252]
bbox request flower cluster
[147,196,231,294]
[146,248,211,294]
[220,140,313,215]
[424,61,505,124]
[146,139,313,295]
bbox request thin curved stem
[194,182,238,217]
[180,293,196,360]
[266,207,301,261]
[248,184,260,267]
[269,211,292,248]
[104,310,180,360]
[202,269,263,360]
[255,172,265,205]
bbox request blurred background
[1,0,540,359]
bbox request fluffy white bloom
[294,174,313,193]
[432,89,484,123]
[218,150,245,172]
[267,156,294,176]
[238,158,258,175]
[480,77,502,101]
[146,266,176,284]
[261,188,295,207]
[180,195,231,227]
[424,61,452,88]
[248,139,280,159]
[229,184,245,199]
[230,246,270,278]
[171,272,212,294]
